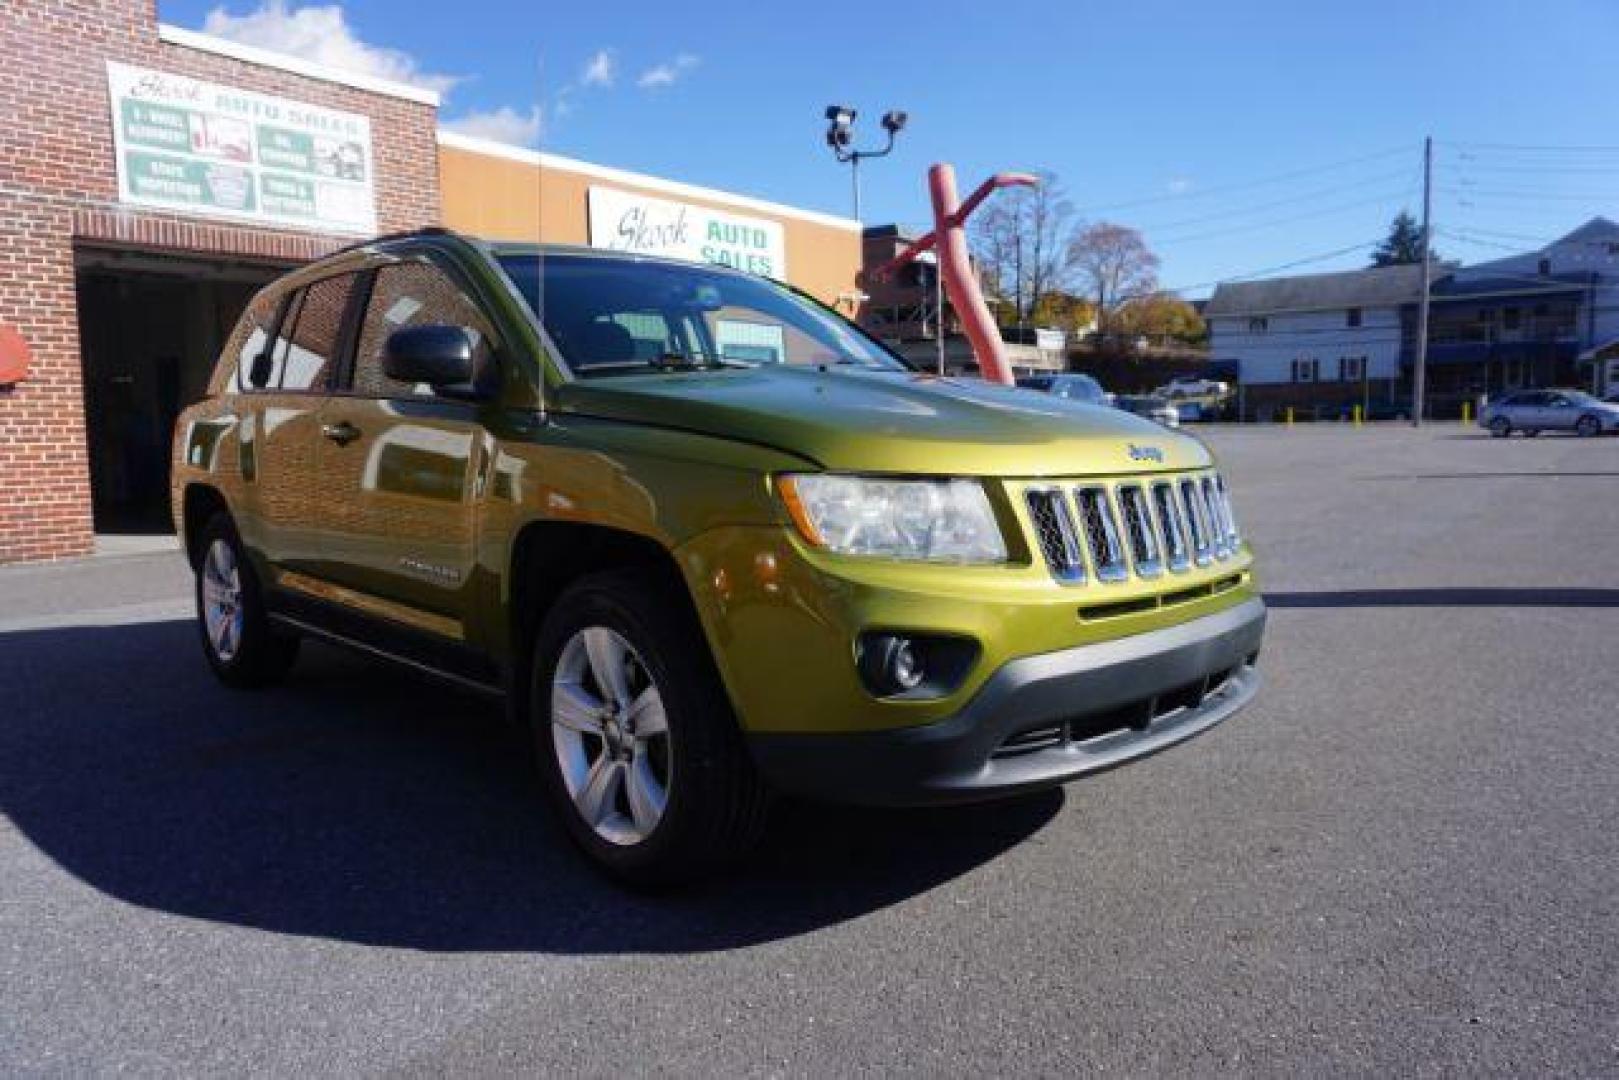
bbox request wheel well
[509,521,693,666]
[181,484,230,569]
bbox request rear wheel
[194,514,299,688]
[530,569,769,886]
[1489,417,1511,438]
[1576,414,1601,437]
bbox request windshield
[1563,391,1598,405]
[496,252,905,376]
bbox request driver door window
[349,261,496,399]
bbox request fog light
[855,632,980,700]
[889,638,924,691]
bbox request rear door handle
[321,420,361,446]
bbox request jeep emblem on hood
[1128,443,1165,464]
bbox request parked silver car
[1481,389,1619,438]
[1015,373,1109,405]
[1114,394,1181,427]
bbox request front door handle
[321,420,361,446]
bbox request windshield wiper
[647,352,752,371]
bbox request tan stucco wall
[438,143,862,308]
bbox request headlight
[777,474,1007,563]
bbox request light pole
[823,105,907,221]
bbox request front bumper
[748,597,1266,806]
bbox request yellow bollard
[1461,400,1472,426]
[1353,404,1362,428]
[1285,406,1294,428]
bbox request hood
[555,366,1212,477]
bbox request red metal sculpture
[870,164,1037,385]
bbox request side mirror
[382,324,488,397]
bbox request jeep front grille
[1116,485,1162,577]
[1024,471,1243,586]
[1180,478,1213,565]
[1075,487,1128,583]
[1024,488,1085,583]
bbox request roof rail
[326,225,459,258]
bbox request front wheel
[1576,414,1601,437]
[1489,417,1511,438]
[194,514,299,688]
[530,569,769,886]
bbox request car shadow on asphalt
[0,619,1060,953]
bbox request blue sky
[158,0,1619,296]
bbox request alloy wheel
[201,539,246,663]
[551,626,672,846]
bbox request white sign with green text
[107,61,376,235]
[587,185,786,278]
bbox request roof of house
[1551,216,1619,246]
[1432,269,1596,299]
[1204,262,1429,317]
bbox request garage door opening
[74,246,293,535]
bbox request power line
[1433,223,1555,246]
[1152,189,1413,245]
[1152,239,1382,298]
[1443,161,1619,175]
[1440,140,1619,153]
[1073,144,1412,215]
[1441,185,1619,202]
[1131,167,1414,233]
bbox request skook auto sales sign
[107,61,377,235]
[587,186,786,278]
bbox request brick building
[0,2,864,565]
[0,1,440,562]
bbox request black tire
[529,568,770,887]
[1525,429,1540,438]
[1576,414,1601,438]
[194,513,299,688]
[1489,417,1511,438]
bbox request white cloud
[636,53,699,89]
[441,105,543,147]
[580,49,616,88]
[202,1,460,94]
[1167,177,1194,194]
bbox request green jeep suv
[172,229,1265,884]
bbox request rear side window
[350,260,495,399]
[218,290,282,394]
[277,273,358,392]
[234,273,358,393]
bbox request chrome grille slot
[1025,488,1085,583]
[1152,481,1191,572]
[1200,477,1230,559]
[1179,479,1213,565]
[1075,486,1128,583]
[1116,484,1163,577]
[1215,474,1241,547]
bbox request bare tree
[1068,222,1160,339]
[968,171,1075,326]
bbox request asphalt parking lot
[2,424,1616,1075]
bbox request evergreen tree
[1370,211,1432,266]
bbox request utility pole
[1412,135,1433,427]
[850,154,860,222]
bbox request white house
[1204,263,1426,417]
